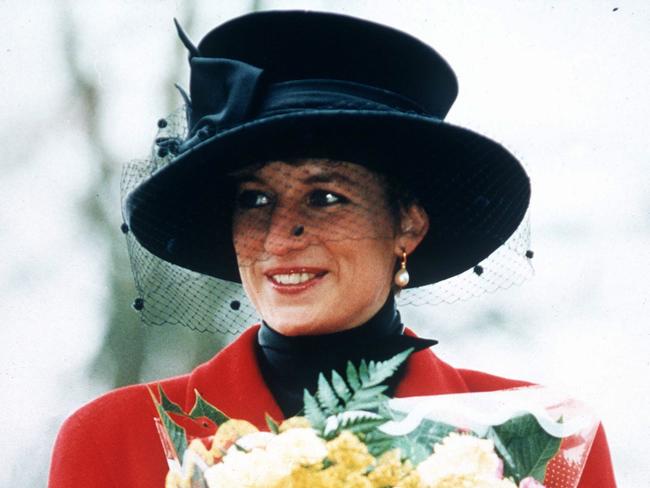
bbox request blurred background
[1,0,648,486]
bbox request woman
[49,11,616,487]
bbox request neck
[256,294,436,416]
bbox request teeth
[272,272,316,285]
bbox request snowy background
[1,1,648,486]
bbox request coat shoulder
[49,373,193,487]
[64,371,192,425]
[456,367,532,392]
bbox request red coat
[49,326,616,487]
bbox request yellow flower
[341,471,373,488]
[278,464,327,488]
[395,470,423,488]
[368,449,406,487]
[279,416,312,432]
[326,430,375,472]
[267,427,328,467]
[318,465,374,488]
[430,473,517,488]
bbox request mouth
[264,268,328,293]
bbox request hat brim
[125,110,530,287]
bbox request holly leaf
[189,389,229,426]
[158,384,184,415]
[153,398,188,459]
[150,385,227,460]
[487,413,562,483]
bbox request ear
[394,204,429,256]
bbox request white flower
[234,431,275,451]
[204,448,289,488]
[203,428,326,488]
[417,432,514,487]
[266,427,327,467]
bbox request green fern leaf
[359,359,369,383]
[317,373,341,415]
[346,361,361,390]
[331,370,352,403]
[304,389,326,430]
[345,382,388,409]
[338,411,385,432]
[362,348,413,387]
[323,410,385,438]
[349,385,388,402]
[308,349,415,436]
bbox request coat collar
[180,325,468,429]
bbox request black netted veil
[121,108,534,335]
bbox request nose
[263,203,309,256]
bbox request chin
[263,305,347,336]
[265,313,324,336]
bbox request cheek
[333,209,396,276]
[336,238,395,286]
[232,213,267,264]
[237,263,265,314]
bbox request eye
[237,190,271,209]
[307,189,350,207]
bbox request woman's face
[232,159,421,336]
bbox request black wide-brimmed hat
[124,10,530,288]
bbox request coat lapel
[395,328,470,397]
[182,325,469,429]
[183,326,284,428]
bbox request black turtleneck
[255,295,437,417]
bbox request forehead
[235,159,384,188]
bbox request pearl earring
[394,249,410,288]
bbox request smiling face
[232,159,423,336]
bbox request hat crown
[193,10,458,119]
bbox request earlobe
[395,204,430,256]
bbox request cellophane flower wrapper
[383,386,600,488]
[151,351,599,488]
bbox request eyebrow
[232,169,359,187]
[302,171,358,186]
[232,173,264,184]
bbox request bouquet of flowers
[152,349,599,488]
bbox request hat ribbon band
[257,78,429,118]
[181,58,434,154]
